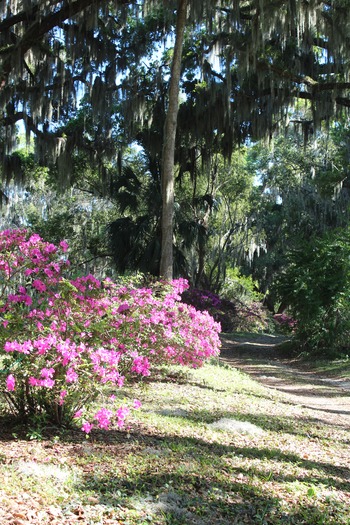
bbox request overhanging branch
[0,0,133,85]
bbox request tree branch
[256,59,350,93]
[1,112,45,138]
[0,0,132,84]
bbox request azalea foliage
[0,229,221,432]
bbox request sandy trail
[220,334,350,429]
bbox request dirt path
[219,333,350,429]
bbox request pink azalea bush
[273,313,297,334]
[0,229,221,432]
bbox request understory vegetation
[0,230,220,430]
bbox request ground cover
[0,345,349,525]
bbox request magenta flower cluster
[0,229,221,433]
[273,313,297,332]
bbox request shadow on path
[219,333,350,429]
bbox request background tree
[276,228,350,356]
[235,120,350,354]
[0,145,118,276]
[246,121,350,311]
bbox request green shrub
[275,229,350,356]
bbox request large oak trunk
[159,0,187,280]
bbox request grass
[301,357,350,379]
[0,360,349,524]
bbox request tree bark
[159,0,187,280]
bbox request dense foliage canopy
[2,1,350,174]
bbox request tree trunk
[159,0,187,280]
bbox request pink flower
[32,279,47,292]
[28,377,40,386]
[22,294,33,306]
[133,399,142,410]
[28,233,41,244]
[94,408,113,429]
[66,368,78,383]
[40,367,55,379]
[6,374,15,391]
[60,240,69,252]
[4,340,32,354]
[117,303,129,313]
[59,390,67,405]
[81,421,93,434]
[131,355,150,376]
[116,406,130,427]
[51,262,61,273]
[44,243,57,254]
[42,378,55,388]
[74,409,83,419]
